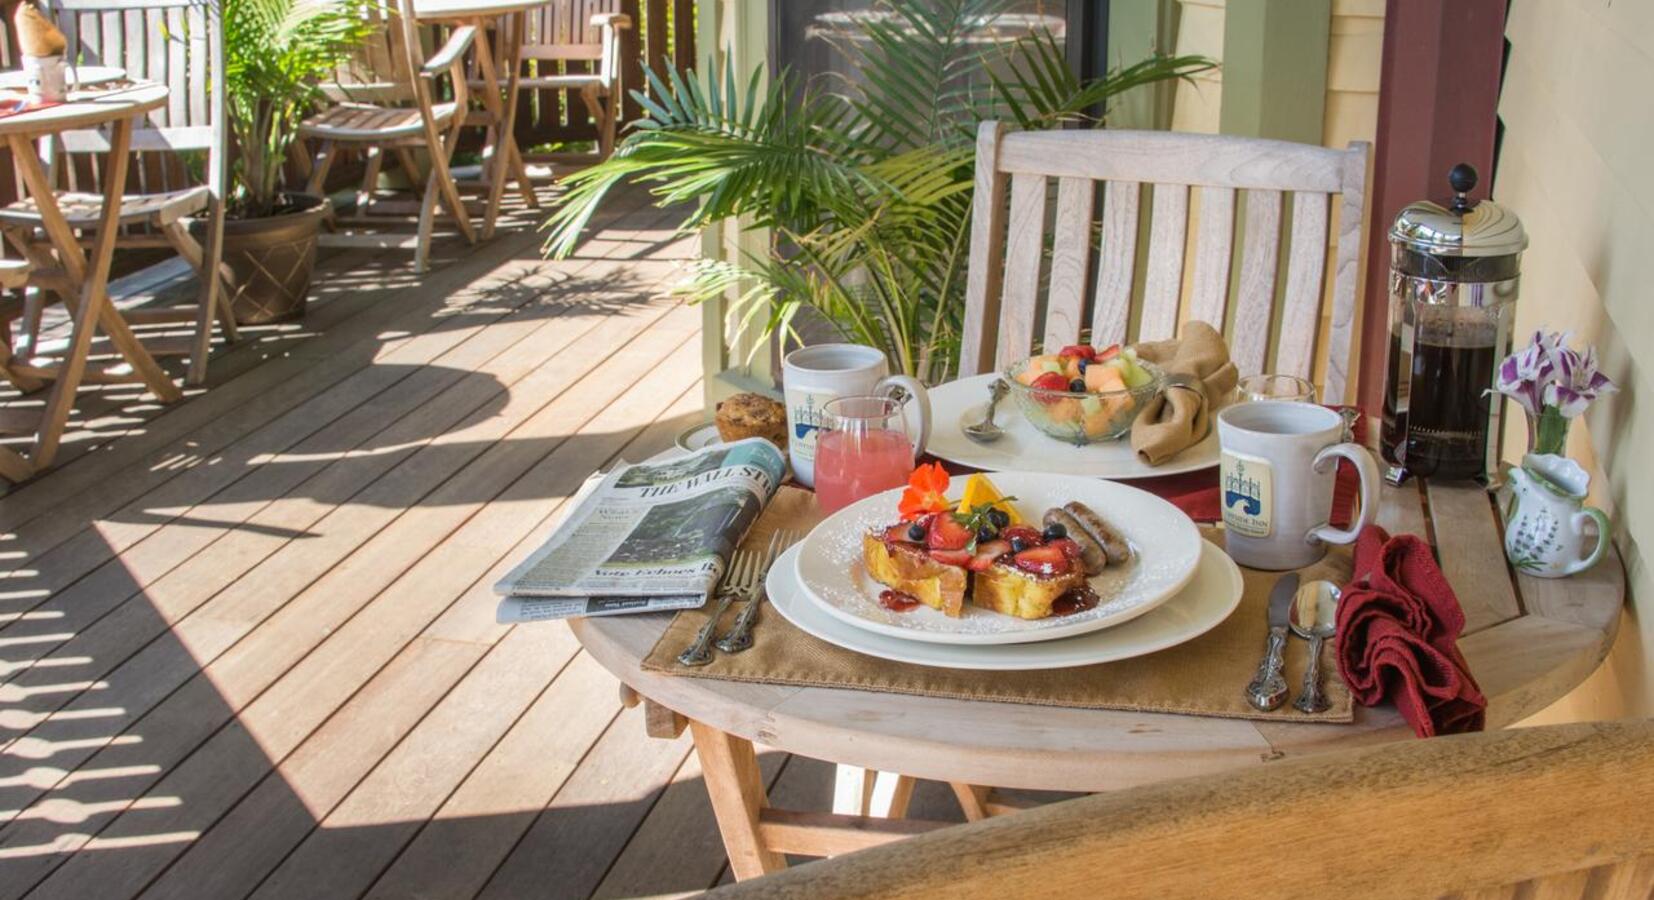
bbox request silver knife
[1246,572,1300,711]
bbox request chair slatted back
[327,0,418,104]
[962,124,1370,404]
[520,0,614,63]
[46,0,224,199]
[707,718,1654,899]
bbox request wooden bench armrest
[590,12,631,29]
[423,25,476,76]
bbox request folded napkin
[1335,526,1487,737]
[1131,321,1239,466]
[13,2,67,57]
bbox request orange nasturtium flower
[898,462,952,521]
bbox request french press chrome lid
[1389,164,1528,282]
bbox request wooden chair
[300,0,477,273]
[0,0,236,386]
[499,3,630,158]
[709,718,1654,899]
[961,124,1371,404]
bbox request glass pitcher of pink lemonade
[815,395,921,514]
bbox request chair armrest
[423,25,477,75]
[591,12,631,30]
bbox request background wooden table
[413,0,543,238]
[572,476,1626,879]
[0,82,180,482]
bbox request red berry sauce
[1050,585,1100,617]
[878,589,921,612]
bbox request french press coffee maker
[1381,164,1528,484]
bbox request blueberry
[907,522,927,541]
[1077,358,1089,373]
[1042,522,1067,541]
[1069,378,1086,392]
[976,525,997,544]
[988,508,1010,528]
[1009,536,1030,553]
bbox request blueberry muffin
[714,392,787,450]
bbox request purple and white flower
[1494,329,1616,419]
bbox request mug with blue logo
[1217,401,1379,570]
[781,344,930,488]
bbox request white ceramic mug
[1217,401,1381,570]
[23,55,67,102]
[782,343,930,488]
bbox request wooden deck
[0,187,975,899]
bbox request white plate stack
[767,472,1244,670]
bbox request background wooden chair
[300,0,477,273]
[961,124,1371,404]
[0,0,235,386]
[709,718,1654,899]
[500,3,630,158]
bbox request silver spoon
[1289,580,1341,714]
[963,378,1009,444]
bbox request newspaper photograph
[494,438,785,621]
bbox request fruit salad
[1004,344,1162,444]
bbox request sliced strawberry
[926,514,972,551]
[1059,344,1097,361]
[1012,545,1072,577]
[1030,371,1071,394]
[1049,537,1084,562]
[1001,525,1043,546]
[967,539,1011,572]
[928,548,972,567]
[1095,343,1123,362]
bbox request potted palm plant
[223,0,370,323]
[544,0,1213,385]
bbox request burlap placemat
[641,486,1353,722]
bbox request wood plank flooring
[0,187,951,898]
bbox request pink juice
[815,428,915,514]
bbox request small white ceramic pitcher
[1503,453,1611,578]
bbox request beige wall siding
[1498,0,1653,722]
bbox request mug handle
[876,374,932,459]
[1562,507,1612,576]
[1304,442,1381,546]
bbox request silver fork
[677,542,766,667]
[717,530,798,654]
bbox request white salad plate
[928,372,1220,479]
[769,540,1241,670]
[794,472,1203,645]
[0,65,126,90]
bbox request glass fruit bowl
[1002,356,1165,445]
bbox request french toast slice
[971,563,1087,619]
[861,532,968,617]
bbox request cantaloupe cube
[1084,364,1127,393]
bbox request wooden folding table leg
[689,719,787,880]
[950,782,992,822]
[500,13,537,210]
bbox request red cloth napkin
[1335,526,1487,737]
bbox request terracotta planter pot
[222,194,331,325]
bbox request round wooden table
[412,0,544,239]
[0,82,179,483]
[572,476,1625,879]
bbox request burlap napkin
[642,487,1353,722]
[13,2,66,57]
[1131,320,1239,466]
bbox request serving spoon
[1289,580,1341,714]
[963,378,1010,445]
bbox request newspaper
[495,437,786,622]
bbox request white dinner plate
[795,472,1202,645]
[928,373,1220,479]
[674,422,723,453]
[0,65,125,90]
[770,540,1241,670]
